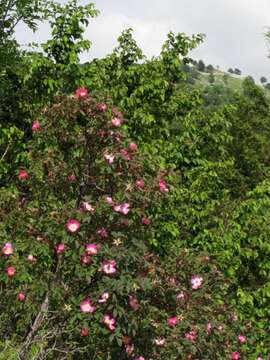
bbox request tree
[208,72,215,84]
[260,76,267,84]
[197,59,205,72]
[228,68,234,74]
[206,64,214,72]
[234,68,241,75]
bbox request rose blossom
[80,298,96,313]
[159,179,169,193]
[104,153,115,165]
[141,217,151,225]
[7,266,16,277]
[135,357,145,360]
[232,352,241,360]
[103,314,116,331]
[111,117,122,127]
[129,142,138,152]
[32,120,41,132]
[167,316,179,327]
[113,203,131,215]
[105,196,114,205]
[81,254,92,265]
[18,170,29,180]
[81,327,89,337]
[75,87,88,98]
[176,291,185,301]
[101,260,117,275]
[96,103,107,112]
[85,244,99,255]
[129,296,140,311]
[191,275,203,290]
[153,338,166,347]
[81,201,94,212]
[135,179,145,189]
[66,219,80,233]
[68,174,76,182]
[97,228,108,238]
[2,243,13,256]
[238,334,246,344]
[27,254,37,263]
[120,148,132,161]
[55,243,65,254]
[98,292,110,304]
[18,292,26,302]
[185,330,197,342]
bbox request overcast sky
[15,0,270,81]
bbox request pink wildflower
[135,179,145,189]
[81,255,92,265]
[238,335,246,344]
[167,316,179,327]
[120,148,132,161]
[176,291,185,301]
[18,170,29,180]
[32,120,41,132]
[103,314,116,331]
[80,298,96,313]
[98,292,110,304]
[129,142,138,152]
[55,243,65,254]
[2,243,13,256]
[206,322,212,335]
[104,153,115,165]
[114,203,131,215]
[81,327,89,337]
[27,254,37,263]
[191,275,203,290]
[68,174,76,182]
[105,196,114,205]
[141,217,151,225]
[81,201,94,212]
[185,330,197,342]
[97,228,108,238]
[125,343,134,355]
[96,103,107,112]
[129,296,140,311]
[101,260,117,275]
[232,352,241,360]
[66,219,80,233]
[18,292,26,302]
[85,244,99,255]
[159,179,169,193]
[7,266,16,277]
[75,87,88,98]
[111,117,122,127]
[153,338,166,347]
[135,357,145,360]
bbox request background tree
[197,59,205,72]
[260,76,267,84]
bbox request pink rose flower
[66,219,81,233]
[96,103,107,112]
[167,316,179,327]
[27,254,37,263]
[18,292,26,302]
[129,296,140,311]
[81,327,89,337]
[55,243,65,254]
[97,228,108,238]
[135,179,145,189]
[2,243,13,256]
[7,266,16,277]
[159,179,169,193]
[153,338,166,346]
[238,334,246,344]
[129,142,138,152]
[103,314,116,331]
[18,170,29,180]
[32,120,41,132]
[105,196,114,205]
[135,357,145,360]
[120,148,132,161]
[185,330,197,342]
[114,203,131,215]
[176,291,185,301]
[191,275,203,290]
[141,217,151,225]
[75,87,88,98]
[98,292,110,304]
[85,243,99,255]
[81,201,94,212]
[80,298,96,313]
[101,260,117,275]
[111,117,122,127]
[104,153,115,165]
[68,174,76,182]
[232,352,241,360]
[80,255,92,265]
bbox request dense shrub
[0,90,263,359]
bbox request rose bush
[0,89,264,359]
